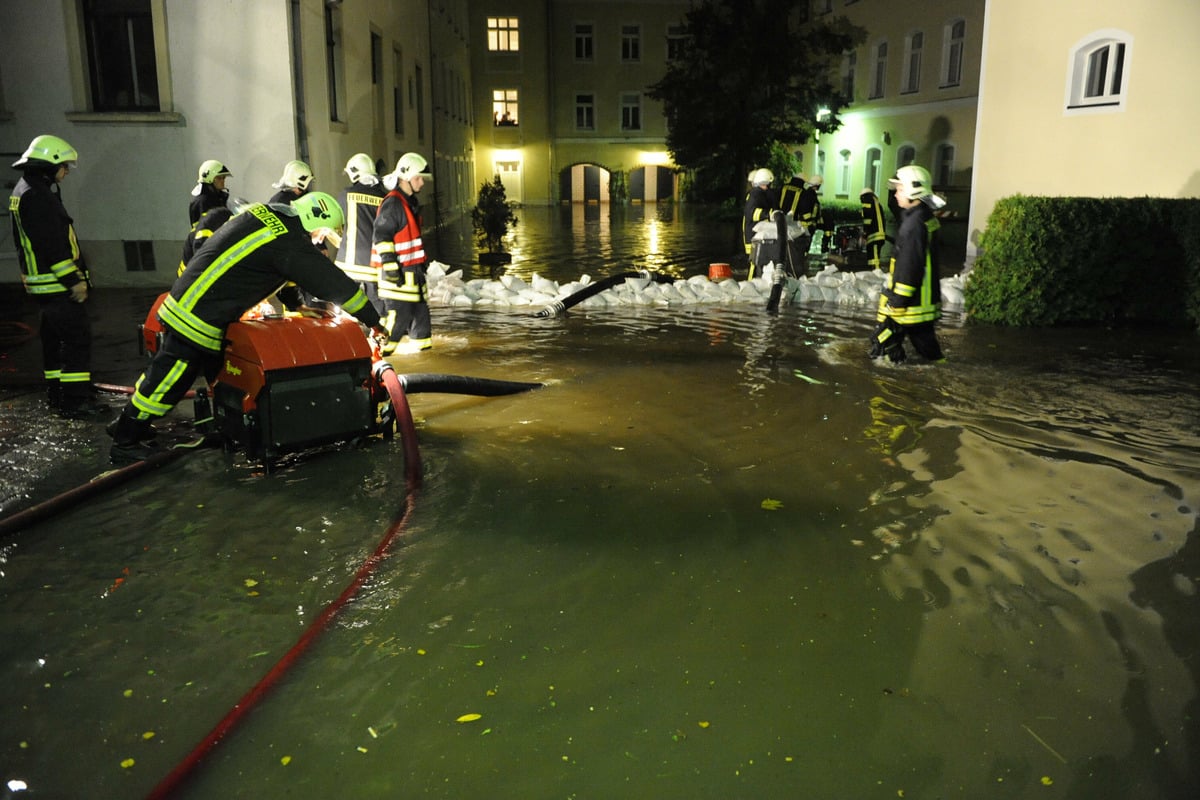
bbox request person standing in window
[336,153,387,315]
[374,152,434,353]
[869,165,945,364]
[9,134,108,418]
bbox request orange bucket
[708,262,732,281]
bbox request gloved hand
[370,325,390,349]
[69,282,88,303]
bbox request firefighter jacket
[189,183,228,226]
[9,170,87,298]
[797,187,829,234]
[877,202,941,326]
[159,202,381,353]
[742,185,778,254]
[179,207,233,275]
[860,193,886,248]
[335,181,387,284]
[374,189,427,303]
[779,178,805,223]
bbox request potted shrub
[472,176,518,277]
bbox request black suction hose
[533,270,674,318]
[400,373,542,396]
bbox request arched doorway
[560,163,611,204]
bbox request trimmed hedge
[965,196,1200,329]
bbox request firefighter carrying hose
[107,192,386,464]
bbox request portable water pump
[139,294,385,464]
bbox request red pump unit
[140,294,383,463]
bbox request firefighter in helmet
[268,159,314,204]
[869,165,946,364]
[374,152,434,353]
[9,134,109,418]
[335,153,387,315]
[189,159,231,225]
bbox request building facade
[468,0,687,206]
[0,0,467,288]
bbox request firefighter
[335,153,387,315]
[742,168,777,279]
[779,171,812,270]
[869,165,945,364]
[107,192,386,464]
[268,159,313,204]
[9,134,108,418]
[859,187,887,269]
[374,152,434,353]
[188,159,231,225]
[797,175,834,254]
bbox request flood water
[1,204,1199,799]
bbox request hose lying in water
[144,360,424,800]
[399,373,543,396]
[533,270,675,318]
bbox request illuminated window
[902,31,923,94]
[865,147,882,194]
[869,41,887,99]
[487,17,519,52]
[837,149,852,196]
[492,88,519,126]
[621,24,641,62]
[621,92,642,130]
[1067,31,1130,112]
[941,19,965,88]
[575,93,595,130]
[575,23,593,61]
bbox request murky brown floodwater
[1,204,1198,799]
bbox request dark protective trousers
[37,294,93,402]
[869,318,944,363]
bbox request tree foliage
[471,176,518,253]
[647,0,865,202]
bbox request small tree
[472,176,518,256]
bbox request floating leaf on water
[761,498,783,511]
[120,758,135,769]
[368,727,378,738]
[123,689,133,697]
[244,578,258,588]
[698,721,710,728]
[357,746,368,753]
[1040,776,1053,786]
[142,731,155,740]
[456,713,482,723]
[281,755,292,766]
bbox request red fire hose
[144,360,423,799]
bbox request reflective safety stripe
[164,208,283,351]
[59,370,92,384]
[159,296,225,351]
[340,287,369,315]
[132,360,191,418]
[44,368,62,381]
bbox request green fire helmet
[293,191,345,233]
[13,134,78,168]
